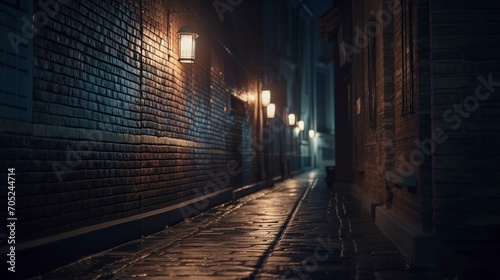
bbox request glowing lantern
[267,103,276,118]
[177,25,198,63]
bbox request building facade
[262,0,335,175]
[321,0,500,277]
[0,0,270,276]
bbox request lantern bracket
[166,1,197,61]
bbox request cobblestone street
[33,171,436,279]
[2,0,499,279]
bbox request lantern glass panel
[179,34,196,63]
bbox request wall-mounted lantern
[178,25,198,63]
[309,129,315,138]
[261,90,271,107]
[297,120,305,131]
[294,126,300,136]
[288,113,296,126]
[267,103,276,119]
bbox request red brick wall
[389,0,432,231]
[348,0,433,230]
[350,0,370,197]
[0,0,261,242]
[379,0,397,208]
[391,0,421,225]
[351,0,396,204]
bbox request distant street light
[294,126,300,136]
[267,103,276,118]
[288,113,296,126]
[297,120,305,131]
[261,90,271,106]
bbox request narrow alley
[33,171,436,280]
[2,0,500,279]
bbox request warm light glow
[179,34,196,63]
[262,90,271,106]
[309,129,315,138]
[267,103,276,118]
[294,126,300,136]
[297,120,305,131]
[178,25,198,63]
[247,92,256,102]
[288,113,296,126]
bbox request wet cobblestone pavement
[33,170,437,279]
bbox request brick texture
[344,0,434,233]
[0,0,262,242]
[350,0,386,203]
[430,0,500,242]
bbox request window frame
[367,18,377,127]
[0,1,33,123]
[401,0,416,117]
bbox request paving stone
[33,171,437,279]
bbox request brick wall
[387,0,433,230]
[350,0,368,195]
[347,0,434,231]
[430,0,500,241]
[351,0,394,205]
[0,0,262,242]
[391,0,421,226]
[379,0,397,207]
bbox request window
[0,1,33,122]
[367,18,377,126]
[401,0,415,116]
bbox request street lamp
[309,129,315,138]
[288,113,296,126]
[294,126,300,136]
[178,25,198,63]
[261,90,271,107]
[267,103,276,118]
[297,120,305,131]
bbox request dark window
[367,18,377,126]
[0,1,33,122]
[401,0,415,116]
